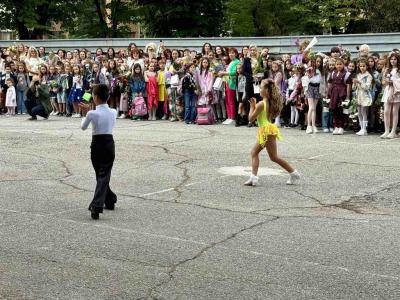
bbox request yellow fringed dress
[257,101,282,148]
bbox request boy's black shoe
[27,116,37,121]
[104,202,115,210]
[89,206,102,220]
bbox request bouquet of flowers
[172,60,183,73]
[341,99,351,115]
[338,45,351,60]
[49,80,58,93]
[342,99,357,115]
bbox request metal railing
[1,33,399,55]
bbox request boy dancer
[80,84,117,220]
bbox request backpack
[129,96,147,117]
[196,106,216,125]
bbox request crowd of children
[0,41,399,138]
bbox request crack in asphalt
[144,217,280,299]
[2,147,397,219]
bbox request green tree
[223,0,315,37]
[0,0,80,39]
[136,0,224,37]
[68,0,139,38]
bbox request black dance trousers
[89,135,117,211]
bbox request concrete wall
[0,33,399,55]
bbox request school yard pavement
[1,115,400,300]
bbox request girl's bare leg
[307,98,317,127]
[389,102,400,137]
[265,135,294,173]
[245,142,263,186]
[250,142,263,176]
[382,102,392,137]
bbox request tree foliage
[67,0,138,38]
[0,0,80,39]
[127,0,224,37]
[223,0,400,36]
[0,0,399,39]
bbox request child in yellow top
[157,60,168,119]
[245,79,300,186]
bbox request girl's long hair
[386,52,400,74]
[199,57,210,76]
[261,80,283,120]
[132,63,144,81]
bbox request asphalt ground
[1,115,400,299]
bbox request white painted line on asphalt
[63,218,208,246]
[2,206,399,280]
[139,175,232,197]
[184,182,199,187]
[140,188,175,197]
[306,153,331,160]
[240,249,400,281]
[49,208,87,215]
[219,174,234,178]
[60,216,400,281]
[328,139,398,146]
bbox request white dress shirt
[81,104,117,135]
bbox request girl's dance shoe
[286,170,301,185]
[244,174,259,186]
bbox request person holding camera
[24,75,52,120]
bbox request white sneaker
[329,128,334,132]
[287,170,301,185]
[332,128,339,135]
[337,128,344,135]
[222,118,233,125]
[323,128,329,133]
[312,126,318,133]
[356,129,364,136]
[306,126,313,134]
[161,115,167,120]
[244,174,259,186]
[380,131,390,139]
[118,114,126,119]
[387,132,398,139]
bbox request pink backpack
[196,106,216,125]
[130,96,147,117]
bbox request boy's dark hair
[92,84,109,102]
[331,47,340,54]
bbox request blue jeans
[24,100,47,118]
[17,90,27,113]
[322,110,333,129]
[184,90,196,123]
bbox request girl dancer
[245,80,300,186]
